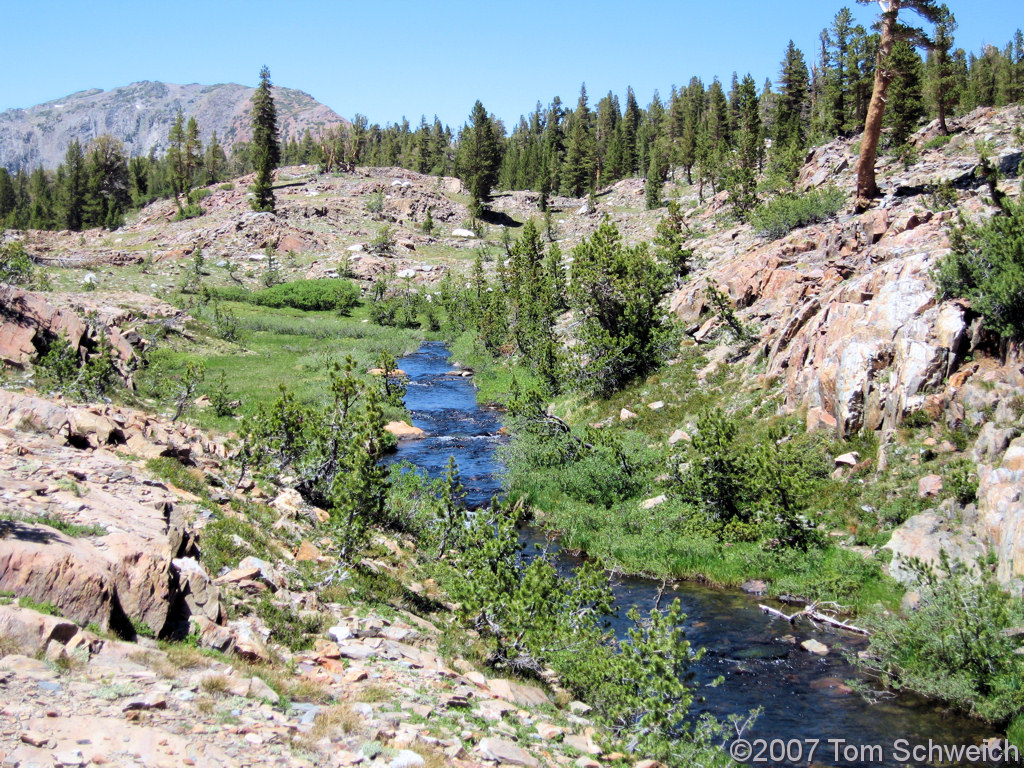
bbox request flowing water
[389,341,1001,767]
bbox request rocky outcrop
[671,210,974,436]
[670,104,1024,438]
[976,439,1024,585]
[0,285,180,386]
[884,508,987,585]
[0,392,225,637]
[0,285,87,367]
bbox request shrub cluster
[936,195,1024,340]
[749,186,846,240]
[207,278,361,314]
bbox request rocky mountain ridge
[0,81,348,172]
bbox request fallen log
[758,603,870,636]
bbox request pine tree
[653,201,692,280]
[926,5,958,135]
[167,109,186,212]
[885,41,925,148]
[205,130,226,183]
[184,117,203,192]
[774,41,811,149]
[677,78,703,184]
[250,65,280,213]
[456,100,502,216]
[821,8,857,137]
[645,152,664,210]
[855,0,945,208]
[59,139,86,231]
[728,74,763,214]
[568,219,673,395]
[0,170,14,226]
[563,85,596,197]
[84,135,129,229]
[28,167,53,230]
[622,87,642,176]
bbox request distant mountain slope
[0,81,348,172]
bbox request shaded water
[390,342,1002,767]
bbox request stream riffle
[389,341,999,768]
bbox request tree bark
[856,0,901,209]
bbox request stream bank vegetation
[410,176,1024,742]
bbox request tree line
[2,7,1022,230]
[309,9,1023,212]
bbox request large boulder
[884,510,986,585]
[0,603,81,656]
[0,521,128,634]
[975,457,1024,584]
[0,285,86,367]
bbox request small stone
[917,474,943,498]
[564,734,601,755]
[535,722,565,741]
[647,401,665,411]
[389,750,425,768]
[248,676,280,704]
[741,579,767,595]
[477,737,538,767]
[801,639,829,656]
[123,693,167,711]
[834,452,860,467]
[54,749,85,767]
[667,429,690,445]
[619,408,638,422]
[328,624,353,643]
[640,495,667,510]
[21,730,48,747]
[295,540,321,561]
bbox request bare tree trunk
[856,0,901,209]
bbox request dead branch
[758,602,870,636]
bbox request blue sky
[3,1,1021,129]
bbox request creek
[389,341,999,768]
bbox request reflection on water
[389,341,999,767]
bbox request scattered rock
[640,495,667,510]
[477,737,539,767]
[917,474,943,498]
[801,639,829,656]
[667,429,690,445]
[741,580,767,595]
[834,452,860,467]
[385,421,426,439]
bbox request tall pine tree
[855,0,944,207]
[456,100,503,217]
[250,65,280,213]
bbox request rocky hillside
[2,101,1024,765]
[0,81,348,172]
[664,104,1024,588]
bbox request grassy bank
[133,299,427,430]
[453,343,989,614]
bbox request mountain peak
[0,81,347,172]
